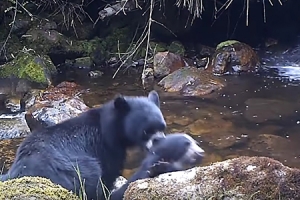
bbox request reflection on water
[2,52,300,179]
[260,37,300,81]
[79,69,300,178]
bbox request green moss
[76,38,100,55]
[168,41,185,56]
[150,42,168,53]
[216,40,240,50]
[0,176,79,199]
[0,51,56,85]
[102,27,131,53]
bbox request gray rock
[0,113,30,139]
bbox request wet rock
[88,70,104,78]
[153,51,185,78]
[168,41,185,56]
[0,51,57,86]
[158,67,226,96]
[184,57,209,68]
[187,117,245,149]
[124,156,300,200]
[0,176,79,200]
[244,98,296,123]
[0,113,30,139]
[25,81,89,129]
[207,40,261,75]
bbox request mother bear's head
[113,90,166,149]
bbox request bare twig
[0,0,18,60]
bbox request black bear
[111,133,205,200]
[0,90,167,200]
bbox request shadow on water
[2,52,300,178]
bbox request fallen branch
[98,0,141,21]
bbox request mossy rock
[70,38,100,57]
[0,51,57,85]
[150,42,168,54]
[0,176,80,200]
[24,27,100,58]
[101,27,132,54]
[168,41,185,56]
[216,40,240,50]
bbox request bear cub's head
[114,90,166,149]
[149,133,205,170]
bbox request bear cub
[0,90,167,200]
[111,133,205,199]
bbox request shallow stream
[2,47,300,179]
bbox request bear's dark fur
[111,133,205,199]
[0,90,166,200]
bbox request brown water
[2,63,300,179]
[75,68,300,177]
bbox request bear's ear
[114,95,130,113]
[148,90,160,108]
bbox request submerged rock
[207,40,260,75]
[168,41,185,56]
[124,156,300,200]
[244,98,297,123]
[158,67,226,96]
[0,176,79,200]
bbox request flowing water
[2,46,300,179]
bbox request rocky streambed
[1,3,300,198]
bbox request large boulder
[207,40,261,75]
[0,51,57,86]
[25,81,89,130]
[158,67,226,96]
[124,156,300,200]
